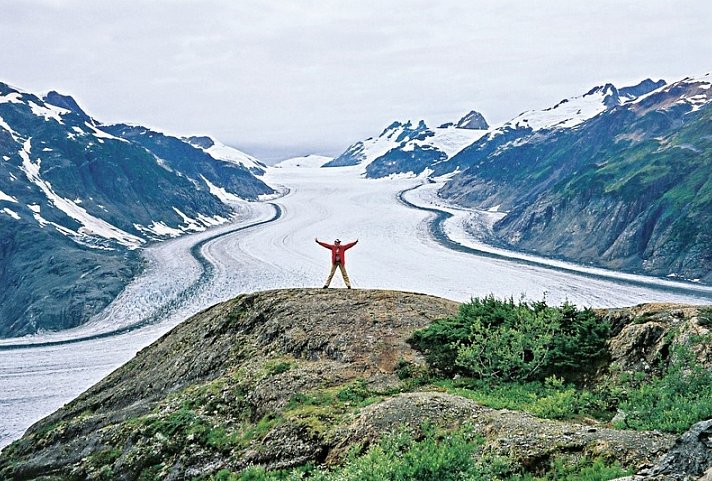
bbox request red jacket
[316,240,358,265]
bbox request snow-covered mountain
[441,74,712,282]
[440,110,489,130]
[432,78,667,177]
[0,81,273,337]
[326,79,668,180]
[325,112,489,178]
[501,80,664,132]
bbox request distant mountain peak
[43,91,92,123]
[455,110,489,130]
[380,121,404,136]
[379,119,425,136]
[184,135,266,174]
[504,79,667,133]
[585,83,617,96]
[619,78,666,99]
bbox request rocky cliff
[0,289,709,481]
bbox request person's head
[334,239,341,245]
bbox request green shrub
[409,295,609,382]
[140,407,210,443]
[435,376,610,423]
[336,380,371,403]
[455,303,557,381]
[551,303,609,375]
[521,457,629,481]
[196,428,627,481]
[264,359,294,376]
[334,428,486,481]
[618,345,712,433]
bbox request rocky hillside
[440,74,712,282]
[0,81,273,337]
[1,289,710,481]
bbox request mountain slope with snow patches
[433,78,666,177]
[0,81,274,337]
[440,74,712,282]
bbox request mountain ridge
[440,73,712,282]
[0,81,273,337]
[324,113,489,177]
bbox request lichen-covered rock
[330,392,673,468]
[0,289,459,480]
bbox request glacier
[2,162,712,450]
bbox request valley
[2,162,711,450]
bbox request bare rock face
[612,419,712,481]
[600,304,712,375]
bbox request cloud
[2,0,710,160]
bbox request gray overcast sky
[1,0,710,162]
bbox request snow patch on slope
[18,139,143,248]
[1,207,20,220]
[200,175,243,203]
[0,92,23,104]
[0,115,20,141]
[201,138,266,173]
[28,101,70,124]
[86,123,129,143]
[411,125,488,158]
[134,221,184,238]
[0,189,18,203]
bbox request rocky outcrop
[0,290,708,480]
[599,304,712,376]
[0,289,459,480]
[331,392,672,468]
[613,419,712,481]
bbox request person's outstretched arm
[343,239,359,250]
[315,238,333,248]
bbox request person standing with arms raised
[315,238,358,289]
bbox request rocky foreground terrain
[0,289,710,480]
